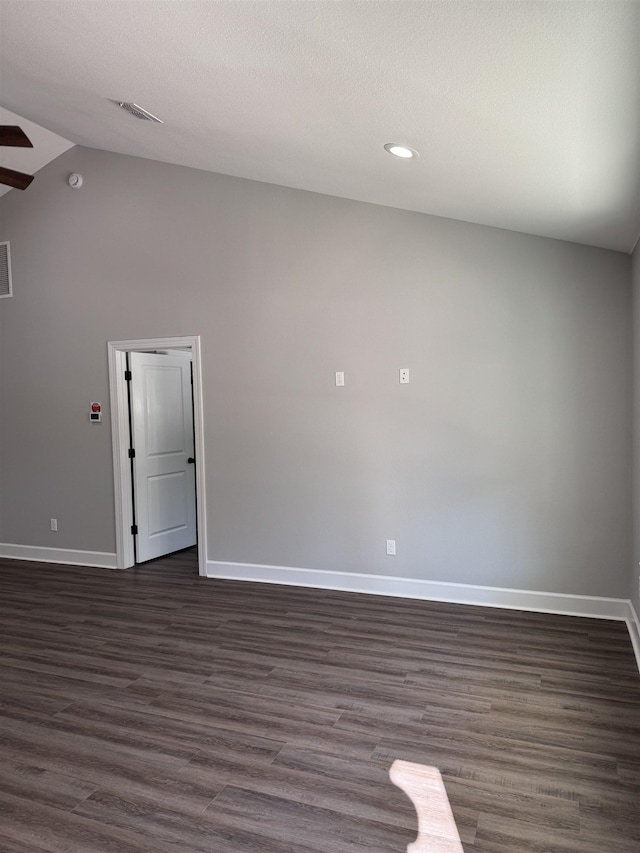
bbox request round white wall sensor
[68,173,83,189]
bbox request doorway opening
[108,336,207,577]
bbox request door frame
[108,336,207,577]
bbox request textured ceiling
[1,1,638,251]
[0,107,73,199]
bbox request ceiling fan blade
[0,166,34,190]
[0,126,33,148]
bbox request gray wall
[633,244,640,615]
[0,146,633,596]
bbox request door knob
[187,457,195,464]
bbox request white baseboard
[206,559,632,622]
[627,602,640,673]
[0,543,119,569]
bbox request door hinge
[124,370,132,381]
[128,447,135,458]
[131,524,138,535]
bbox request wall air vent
[0,241,12,298]
[117,102,163,123]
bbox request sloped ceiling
[1,1,638,251]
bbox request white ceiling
[0,106,74,199]
[1,1,638,252]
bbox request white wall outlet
[386,539,396,556]
[335,371,345,386]
[50,518,58,532]
[399,368,410,384]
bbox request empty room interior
[1,2,639,851]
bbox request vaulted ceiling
[1,1,638,251]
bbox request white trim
[626,601,640,673]
[206,560,631,621]
[107,336,208,577]
[108,348,134,568]
[0,543,118,569]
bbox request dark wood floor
[0,548,638,852]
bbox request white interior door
[130,351,197,563]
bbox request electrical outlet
[386,539,396,556]
[335,371,345,386]
[399,368,409,384]
[50,518,58,532]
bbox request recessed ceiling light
[384,143,418,159]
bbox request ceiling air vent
[117,102,163,123]
[0,241,12,298]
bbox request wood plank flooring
[0,548,638,852]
